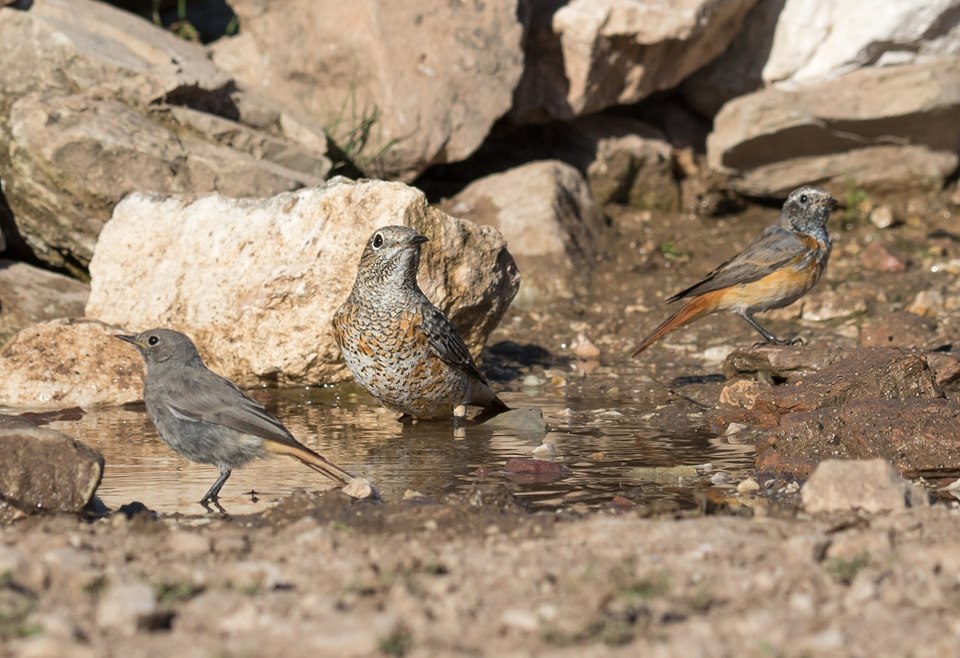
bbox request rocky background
[0,0,957,405]
[2,2,960,655]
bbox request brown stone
[758,398,960,479]
[723,345,848,380]
[0,260,89,345]
[0,1,335,273]
[0,414,103,512]
[512,0,758,121]
[859,241,909,273]
[443,160,602,304]
[756,349,941,415]
[212,0,524,180]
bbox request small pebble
[531,442,557,459]
[868,205,895,229]
[737,477,760,494]
[342,477,379,500]
[522,375,543,388]
[725,422,748,436]
[710,472,731,486]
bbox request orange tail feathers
[631,293,721,357]
[264,440,355,487]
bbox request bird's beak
[826,197,839,211]
[116,334,143,348]
[410,234,429,246]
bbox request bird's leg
[199,466,232,510]
[740,312,802,348]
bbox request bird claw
[200,497,226,514]
[751,336,804,349]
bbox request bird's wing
[667,226,809,302]
[418,303,488,384]
[158,366,303,449]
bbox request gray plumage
[119,328,354,507]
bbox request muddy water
[39,383,753,516]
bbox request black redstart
[118,328,360,509]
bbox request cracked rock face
[85,178,519,388]
[0,0,334,274]
[706,58,960,196]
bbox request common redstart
[632,186,838,356]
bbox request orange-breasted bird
[631,186,838,356]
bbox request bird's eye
[372,233,383,249]
[799,194,809,204]
[147,335,159,346]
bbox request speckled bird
[631,186,838,356]
[333,225,508,420]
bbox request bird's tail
[473,394,511,422]
[631,293,720,357]
[263,441,355,487]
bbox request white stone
[762,0,960,86]
[86,178,518,388]
[802,458,929,514]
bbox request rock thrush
[333,225,509,420]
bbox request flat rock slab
[707,58,960,196]
[802,458,929,515]
[758,398,960,479]
[0,414,103,513]
[86,178,519,388]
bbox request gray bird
[118,328,356,509]
[333,225,508,420]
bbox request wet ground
[49,386,754,517]
[4,190,960,656]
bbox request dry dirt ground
[3,494,960,657]
[4,189,960,656]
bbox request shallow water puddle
[38,386,754,515]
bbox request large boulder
[443,160,604,304]
[0,319,143,409]
[0,414,103,512]
[0,260,89,345]
[211,0,525,181]
[0,0,337,274]
[685,0,960,116]
[706,59,960,196]
[512,0,758,121]
[86,178,520,387]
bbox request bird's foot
[752,336,804,349]
[200,497,226,514]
